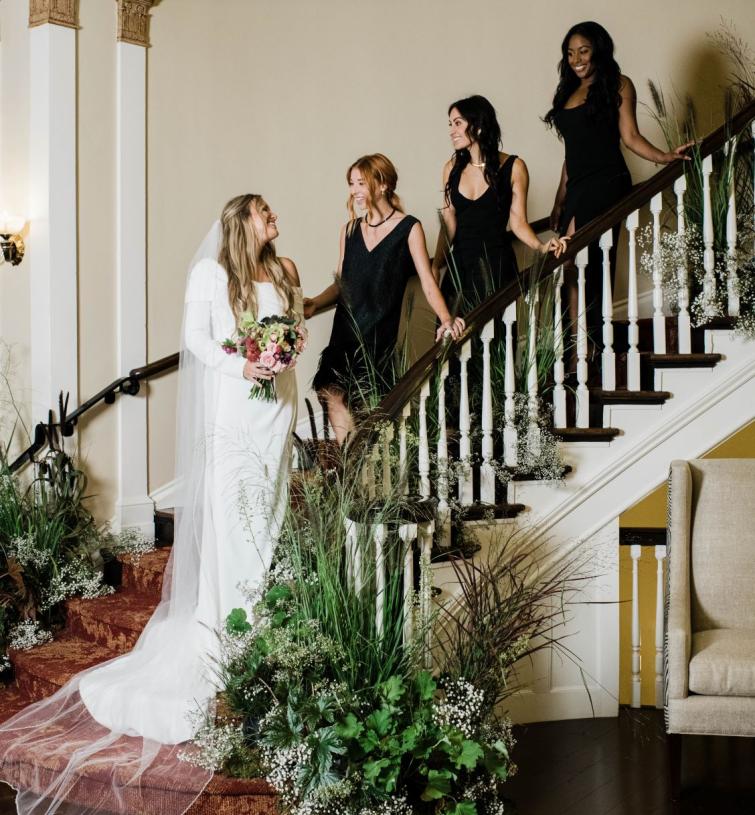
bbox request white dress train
[0,257,299,813]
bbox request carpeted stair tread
[0,722,277,815]
[119,547,170,599]
[11,635,118,700]
[66,592,158,651]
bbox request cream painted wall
[0,0,117,518]
[0,0,31,458]
[75,0,118,521]
[145,0,755,491]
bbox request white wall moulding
[28,0,78,29]
[116,0,154,48]
[115,38,153,535]
[29,21,78,421]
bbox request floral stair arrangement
[641,24,755,335]
[183,462,584,815]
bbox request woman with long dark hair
[432,95,567,312]
[545,21,690,344]
[305,154,464,444]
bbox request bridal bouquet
[222,312,307,402]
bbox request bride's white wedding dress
[80,261,298,744]
[0,248,300,813]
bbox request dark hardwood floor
[0,709,752,814]
[505,709,755,814]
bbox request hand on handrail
[435,316,466,343]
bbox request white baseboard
[113,495,155,537]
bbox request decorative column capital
[29,0,79,29]
[116,0,155,47]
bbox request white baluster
[374,523,386,636]
[674,176,691,354]
[600,230,615,390]
[552,266,567,427]
[344,518,361,592]
[480,319,495,504]
[526,287,541,456]
[752,122,755,254]
[651,192,667,353]
[726,138,740,317]
[702,154,717,317]
[503,302,518,465]
[631,543,642,709]
[457,340,473,505]
[361,456,374,498]
[399,523,417,646]
[575,247,590,428]
[381,424,394,498]
[418,520,434,668]
[418,380,431,499]
[626,210,641,391]
[655,543,667,709]
[399,403,410,495]
[437,361,451,549]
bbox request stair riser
[187,794,278,815]
[66,611,142,653]
[14,666,61,701]
[120,562,164,599]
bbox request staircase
[0,533,278,814]
[1,100,752,809]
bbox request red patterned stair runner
[0,547,278,814]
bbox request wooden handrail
[9,352,180,472]
[352,98,755,448]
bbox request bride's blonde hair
[218,194,295,323]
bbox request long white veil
[0,222,228,813]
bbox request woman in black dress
[545,21,691,346]
[432,95,568,313]
[305,153,465,444]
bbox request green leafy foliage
[0,443,111,653]
[202,464,521,812]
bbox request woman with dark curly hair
[545,21,690,344]
[432,95,567,313]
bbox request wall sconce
[0,213,26,266]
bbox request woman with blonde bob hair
[0,193,305,815]
[305,154,465,445]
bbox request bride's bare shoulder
[280,257,301,287]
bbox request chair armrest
[666,620,690,700]
[665,461,693,701]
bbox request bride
[0,194,303,813]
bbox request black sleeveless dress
[313,215,419,404]
[553,105,632,340]
[553,104,631,232]
[441,155,519,312]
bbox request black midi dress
[441,155,520,312]
[553,104,632,339]
[313,215,419,405]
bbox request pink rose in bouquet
[221,313,307,402]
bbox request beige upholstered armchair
[665,458,755,798]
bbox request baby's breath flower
[432,677,486,739]
[8,620,53,650]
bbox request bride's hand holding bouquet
[222,312,307,402]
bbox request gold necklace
[470,161,485,168]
